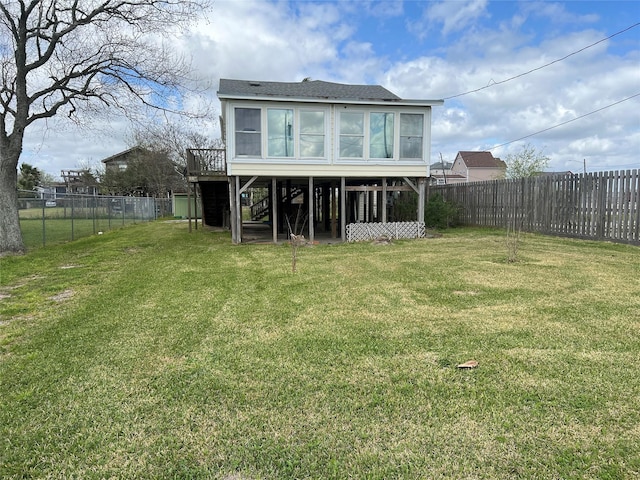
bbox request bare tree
[100,146,183,197]
[0,1,209,255]
[130,121,222,176]
[503,143,550,262]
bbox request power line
[488,92,640,151]
[444,22,640,100]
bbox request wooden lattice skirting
[346,222,426,242]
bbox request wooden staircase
[250,186,303,221]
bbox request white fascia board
[217,94,444,107]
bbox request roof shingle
[458,151,506,168]
[218,78,401,101]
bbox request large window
[299,110,325,158]
[233,106,426,161]
[370,112,394,158]
[235,108,261,156]
[339,112,364,158]
[400,113,423,159]
[267,108,294,157]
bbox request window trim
[399,112,424,160]
[336,108,427,162]
[369,111,395,159]
[229,103,429,164]
[234,107,262,157]
[298,108,328,160]
[266,107,295,158]
[338,110,366,159]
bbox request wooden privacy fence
[433,170,639,245]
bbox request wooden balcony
[186,148,227,180]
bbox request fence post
[596,172,606,240]
[92,193,97,234]
[41,197,46,247]
[71,194,75,241]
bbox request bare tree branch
[0,0,211,254]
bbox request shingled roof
[457,151,506,168]
[218,78,402,102]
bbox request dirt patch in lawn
[48,289,75,302]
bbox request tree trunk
[0,147,25,255]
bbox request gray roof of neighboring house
[430,161,453,170]
[537,171,573,177]
[431,173,465,178]
[101,146,147,164]
[218,78,401,101]
[457,151,506,168]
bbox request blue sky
[23,0,640,178]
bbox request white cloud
[521,1,600,25]
[182,0,347,83]
[408,0,489,38]
[18,0,640,178]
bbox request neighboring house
[101,146,149,172]
[101,146,185,196]
[60,169,99,195]
[450,151,506,183]
[34,184,70,205]
[429,160,466,185]
[189,78,443,243]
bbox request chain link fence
[18,191,173,249]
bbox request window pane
[235,108,261,132]
[400,137,422,158]
[340,112,364,158]
[268,109,294,157]
[301,135,325,157]
[300,110,325,157]
[300,111,324,134]
[236,132,261,156]
[370,112,394,158]
[340,137,363,158]
[340,112,364,135]
[400,114,423,136]
[235,108,261,156]
[400,113,423,159]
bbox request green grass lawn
[1,222,639,479]
[20,216,139,250]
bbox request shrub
[425,192,459,229]
[389,191,417,222]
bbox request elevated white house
[188,78,443,243]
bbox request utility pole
[440,153,448,184]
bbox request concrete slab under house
[186,78,444,244]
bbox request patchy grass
[1,223,639,479]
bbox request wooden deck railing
[186,148,227,177]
